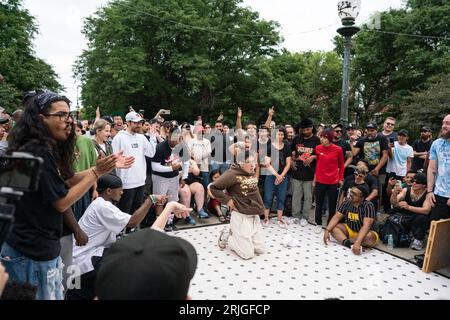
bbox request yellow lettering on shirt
[348,212,359,222]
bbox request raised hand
[268,106,275,116]
[115,151,135,169]
[237,107,242,118]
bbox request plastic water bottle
[387,234,394,251]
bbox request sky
[22,0,405,108]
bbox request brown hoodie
[209,164,264,216]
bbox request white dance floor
[173,221,450,300]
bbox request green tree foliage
[0,0,62,111]
[397,73,450,139]
[339,0,450,123]
[75,0,282,123]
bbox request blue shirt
[429,138,450,198]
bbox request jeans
[291,179,313,220]
[200,171,210,191]
[314,182,339,226]
[210,162,230,174]
[263,175,289,211]
[0,243,64,300]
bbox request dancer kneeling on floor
[210,151,265,260]
[323,184,379,255]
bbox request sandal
[218,215,226,223]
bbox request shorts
[345,224,380,244]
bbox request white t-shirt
[187,138,211,172]
[72,197,130,275]
[386,142,414,177]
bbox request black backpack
[380,213,412,248]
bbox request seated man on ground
[67,173,191,300]
[389,172,431,250]
[324,184,379,255]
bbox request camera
[0,152,43,246]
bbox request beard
[442,129,450,139]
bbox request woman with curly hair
[0,90,132,300]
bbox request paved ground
[173,222,450,300]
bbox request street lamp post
[337,0,361,134]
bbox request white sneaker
[300,218,308,227]
[410,239,423,251]
[314,225,323,234]
[218,227,230,249]
[262,219,270,227]
[277,219,287,229]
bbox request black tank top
[404,186,426,208]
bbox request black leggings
[399,213,429,241]
[315,182,339,226]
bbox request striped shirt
[338,200,376,233]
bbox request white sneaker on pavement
[277,219,287,229]
[314,225,323,234]
[262,219,270,227]
[300,218,308,227]
[218,227,230,249]
[410,238,423,251]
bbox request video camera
[0,153,43,247]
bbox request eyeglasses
[386,123,395,126]
[354,172,366,178]
[44,112,73,122]
[335,130,342,133]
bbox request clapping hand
[115,151,135,169]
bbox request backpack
[380,213,412,248]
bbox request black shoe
[170,223,178,231]
[164,224,173,232]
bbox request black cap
[354,184,370,199]
[413,172,427,185]
[366,122,377,129]
[398,129,409,136]
[96,229,198,300]
[100,116,114,124]
[346,123,354,130]
[96,173,122,192]
[420,126,431,132]
[332,123,343,129]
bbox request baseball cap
[413,172,427,185]
[346,123,354,130]
[366,122,377,129]
[95,228,198,300]
[398,129,409,136]
[125,111,144,123]
[332,123,343,129]
[420,126,431,132]
[96,173,122,193]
